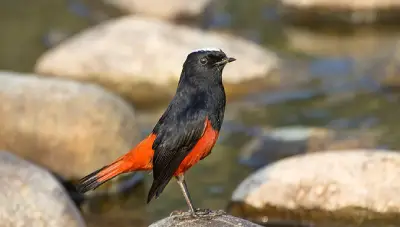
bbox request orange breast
[174,118,219,176]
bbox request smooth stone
[0,151,86,227]
[104,0,212,20]
[283,26,400,58]
[281,0,400,10]
[279,0,400,24]
[150,213,262,227]
[232,150,400,221]
[34,16,279,107]
[0,71,140,179]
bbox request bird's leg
[176,174,197,215]
[170,175,225,220]
[171,175,204,219]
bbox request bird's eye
[200,57,208,65]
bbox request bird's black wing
[147,98,207,203]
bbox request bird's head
[180,48,236,85]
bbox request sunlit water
[2,0,400,226]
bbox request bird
[75,47,235,217]
[147,47,235,216]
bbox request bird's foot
[169,210,186,217]
[194,208,226,218]
[170,210,194,221]
[171,208,226,220]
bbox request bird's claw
[171,208,225,220]
[169,210,185,217]
[171,210,194,221]
[197,209,226,218]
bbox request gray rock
[240,126,380,169]
[233,150,400,216]
[283,26,400,58]
[104,0,212,20]
[150,214,262,227]
[0,151,86,227]
[0,71,140,179]
[34,16,279,106]
[280,0,400,24]
[281,0,400,10]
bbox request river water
[2,0,400,226]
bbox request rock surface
[104,0,212,20]
[34,16,279,106]
[0,71,139,179]
[0,151,86,227]
[232,150,400,215]
[280,0,400,24]
[283,26,399,58]
[281,0,400,10]
[239,126,379,169]
[149,213,262,227]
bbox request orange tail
[75,158,127,193]
[75,133,156,193]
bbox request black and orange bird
[75,48,235,216]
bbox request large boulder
[0,151,86,227]
[34,16,280,107]
[150,213,262,227]
[231,150,400,224]
[0,71,140,179]
[104,0,212,20]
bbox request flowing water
[2,0,400,226]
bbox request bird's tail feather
[147,177,172,203]
[75,158,127,193]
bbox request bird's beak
[227,57,236,63]
[215,57,236,66]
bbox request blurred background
[1,0,400,227]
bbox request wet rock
[149,213,262,227]
[232,150,400,223]
[0,71,140,179]
[34,16,279,107]
[104,0,212,20]
[0,151,86,227]
[279,0,400,24]
[239,126,380,169]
